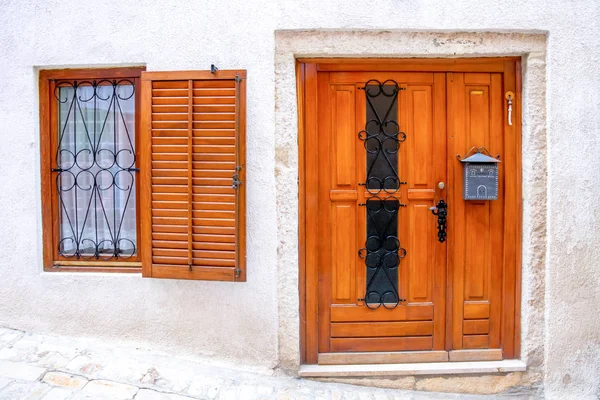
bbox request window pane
[56,81,136,260]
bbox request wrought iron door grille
[358,80,407,309]
[53,79,137,260]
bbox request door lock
[429,199,448,243]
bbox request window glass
[56,81,136,259]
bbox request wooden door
[300,59,520,365]
[314,71,447,364]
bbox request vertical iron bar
[94,83,98,255]
[73,86,79,257]
[112,84,117,255]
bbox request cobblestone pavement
[0,327,525,399]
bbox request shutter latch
[232,166,242,189]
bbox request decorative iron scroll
[358,80,407,309]
[53,80,137,260]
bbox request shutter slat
[153,232,187,241]
[192,242,235,251]
[152,201,188,209]
[192,129,235,137]
[192,89,236,96]
[152,241,189,250]
[154,249,188,257]
[192,80,235,88]
[192,234,235,243]
[153,256,188,265]
[192,226,235,235]
[193,105,235,113]
[193,202,235,211]
[192,186,235,194]
[153,209,187,218]
[152,225,188,233]
[192,112,235,121]
[152,129,188,137]
[193,138,235,145]
[142,71,246,281]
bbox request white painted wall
[0,0,598,398]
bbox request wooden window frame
[39,67,146,273]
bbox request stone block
[0,360,46,381]
[81,380,138,399]
[135,388,195,399]
[414,372,524,395]
[40,387,74,400]
[43,371,88,390]
[0,381,50,400]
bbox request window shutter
[139,70,246,281]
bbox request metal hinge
[234,268,242,279]
[232,166,243,189]
[235,74,242,83]
[51,168,64,172]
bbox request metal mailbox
[460,148,501,200]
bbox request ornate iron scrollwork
[429,199,448,243]
[53,79,137,260]
[358,80,407,309]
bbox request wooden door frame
[297,57,522,365]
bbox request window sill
[298,359,527,377]
[45,261,142,274]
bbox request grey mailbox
[460,150,501,200]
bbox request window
[40,68,246,281]
[40,68,144,272]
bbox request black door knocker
[429,200,447,243]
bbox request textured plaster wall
[0,0,279,368]
[0,0,599,398]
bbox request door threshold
[299,359,526,377]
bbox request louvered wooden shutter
[139,70,246,281]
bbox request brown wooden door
[315,72,447,361]
[301,59,520,365]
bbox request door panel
[447,72,504,351]
[317,72,446,357]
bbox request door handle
[429,200,447,243]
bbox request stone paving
[0,327,527,399]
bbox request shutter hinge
[51,168,64,172]
[126,167,140,172]
[235,74,242,83]
[232,166,243,189]
[234,268,242,279]
[211,64,218,74]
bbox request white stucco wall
[0,0,599,398]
